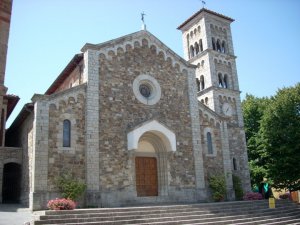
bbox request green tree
[260,83,300,191]
[242,94,270,186]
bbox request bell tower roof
[177,8,234,30]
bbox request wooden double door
[135,157,158,197]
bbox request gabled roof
[81,30,196,69]
[177,8,234,30]
[46,30,195,97]
[198,100,223,120]
[45,53,83,95]
[7,103,33,133]
[4,94,20,120]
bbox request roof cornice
[177,8,234,30]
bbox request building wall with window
[199,110,224,180]
[47,91,86,192]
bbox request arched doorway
[135,132,169,197]
[2,163,21,203]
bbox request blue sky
[5,0,300,126]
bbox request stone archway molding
[127,120,176,152]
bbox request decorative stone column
[220,121,234,200]
[30,95,49,210]
[83,49,101,206]
[187,68,206,200]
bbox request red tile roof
[4,94,19,120]
[177,8,234,30]
[6,103,33,135]
[45,53,83,95]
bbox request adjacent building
[0,0,20,204]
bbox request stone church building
[2,7,251,210]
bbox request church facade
[4,8,251,210]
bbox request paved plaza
[0,204,32,225]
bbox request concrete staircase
[33,200,300,225]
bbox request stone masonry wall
[97,38,196,195]
[199,108,224,185]
[227,125,251,192]
[16,112,34,205]
[0,0,12,84]
[48,92,86,192]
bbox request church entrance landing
[135,157,158,197]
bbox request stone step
[41,213,300,225]
[233,217,300,225]
[36,204,297,223]
[39,203,293,220]
[35,207,300,225]
[33,200,300,225]
[132,212,300,225]
[42,200,295,217]
[43,200,275,215]
[225,214,300,225]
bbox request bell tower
[178,8,251,195]
[178,8,244,126]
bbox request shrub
[56,173,86,200]
[243,192,263,200]
[232,175,244,200]
[209,175,226,201]
[47,198,76,210]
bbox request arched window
[196,78,200,91]
[221,41,226,53]
[224,74,229,88]
[190,45,195,58]
[205,97,208,105]
[212,38,216,50]
[216,39,221,52]
[195,42,200,55]
[218,73,223,88]
[200,75,205,90]
[63,119,71,147]
[199,39,203,52]
[186,35,190,59]
[233,158,237,170]
[207,132,213,154]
